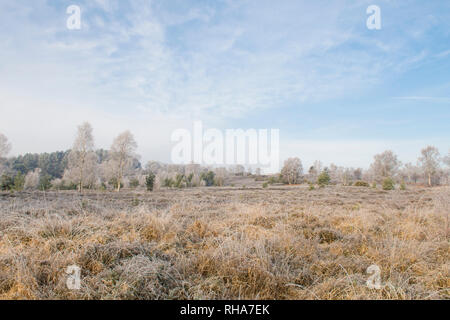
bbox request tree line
[0,125,449,192]
[0,124,223,192]
[280,147,450,189]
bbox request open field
[0,185,448,300]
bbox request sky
[0,0,449,170]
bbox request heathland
[0,185,448,299]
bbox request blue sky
[0,0,449,169]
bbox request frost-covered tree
[418,146,441,187]
[145,161,165,174]
[307,160,322,182]
[353,168,363,181]
[281,157,303,185]
[403,163,421,184]
[328,163,339,184]
[109,131,138,191]
[65,122,97,192]
[370,150,401,181]
[313,160,323,175]
[341,168,353,186]
[24,168,41,190]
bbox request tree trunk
[79,166,83,192]
[79,152,85,193]
[428,173,431,187]
[116,157,124,192]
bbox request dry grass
[0,185,448,300]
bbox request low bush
[354,181,370,187]
[0,174,14,191]
[146,173,155,191]
[400,181,406,190]
[382,177,395,190]
[317,171,331,186]
[129,178,140,189]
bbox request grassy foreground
[0,186,448,299]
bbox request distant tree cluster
[1,127,449,192]
[0,125,240,192]
[0,126,141,192]
[279,147,450,189]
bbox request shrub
[63,182,78,190]
[371,182,377,189]
[174,174,186,188]
[317,171,330,186]
[262,182,268,188]
[39,174,52,191]
[268,176,278,185]
[163,178,174,188]
[0,174,14,191]
[14,172,25,191]
[354,180,369,187]
[52,179,77,190]
[382,177,395,190]
[131,198,140,207]
[309,183,315,190]
[145,172,155,191]
[129,178,140,188]
[186,173,194,187]
[400,181,406,190]
[201,171,215,187]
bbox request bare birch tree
[370,150,401,181]
[65,122,96,192]
[403,162,421,184]
[308,160,322,182]
[418,146,441,187]
[281,157,303,184]
[24,168,41,190]
[109,131,138,191]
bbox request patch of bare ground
[0,185,448,299]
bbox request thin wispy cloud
[393,96,450,103]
